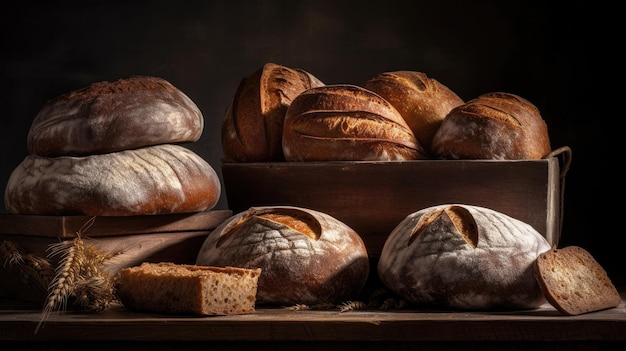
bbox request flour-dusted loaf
[4,144,221,216]
[363,71,464,155]
[221,63,324,162]
[27,76,204,157]
[282,84,426,161]
[116,262,261,315]
[378,204,551,310]
[535,246,621,315]
[431,92,551,160]
[196,206,369,306]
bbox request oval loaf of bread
[221,63,324,162]
[431,92,551,160]
[4,144,221,216]
[378,204,551,310]
[363,71,464,155]
[282,84,426,161]
[27,76,204,157]
[196,206,370,306]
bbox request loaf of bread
[535,246,621,315]
[4,144,221,216]
[221,63,324,162]
[431,92,551,160]
[116,262,261,315]
[196,206,370,306]
[378,204,551,310]
[27,76,204,157]
[282,84,427,161]
[363,71,464,155]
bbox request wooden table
[2,290,625,351]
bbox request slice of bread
[535,246,621,315]
[116,262,261,315]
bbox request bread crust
[4,144,221,216]
[378,204,551,310]
[27,76,204,157]
[196,206,370,306]
[282,84,427,161]
[535,246,621,315]
[363,71,464,155]
[431,92,551,160]
[221,63,324,162]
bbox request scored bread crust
[116,262,261,315]
[221,63,325,162]
[282,84,427,161]
[363,71,464,155]
[431,92,551,160]
[4,144,221,216]
[27,76,204,157]
[196,206,370,306]
[535,246,621,315]
[378,204,551,310]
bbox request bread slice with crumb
[116,262,261,315]
[534,246,621,315]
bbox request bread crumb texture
[116,262,261,315]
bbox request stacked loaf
[4,76,221,216]
[221,64,552,162]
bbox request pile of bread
[3,68,619,317]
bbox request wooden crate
[222,155,569,258]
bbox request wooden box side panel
[222,160,560,257]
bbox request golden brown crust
[221,63,324,162]
[4,144,221,216]
[363,71,464,155]
[282,84,427,161]
[27,76,204,157]
[196,206,370,306]
[431,92,551,160]
[535,246,621,315]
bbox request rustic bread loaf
[27,76,204,157]
[196,206,370,306]
[116,262,261,315]
[431,92,551,160]
[378,204,551,310]
[221,63,324,162]
[282,84,427,161]
[363,71,464,155]
[4,144,221,216]
[535,246,621,315]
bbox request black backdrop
[2,1,620,284]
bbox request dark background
[2,1,620,284]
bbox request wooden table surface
[2,289,625,351]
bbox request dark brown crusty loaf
[535,246,621,315]
[282,84,427,161]
[27,76,204,157]
[363,71,464,155]
[116,262,261,315]
[196,206,370,306]
[378,204,551,310]
[221,63,324,162]
[431,92,551,160]
[4,144,221,216]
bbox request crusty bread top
[27,76,204,157]
[535,246,621,315]
[221,63,325,162]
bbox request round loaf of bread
[282,84,427,161]
[4,144,221,216]
[430,92,551,160]
[27,76,204,157]
[221,63,324,162]
[196,206,370,306]
[363,71,464,155]
[378,204,551,310]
